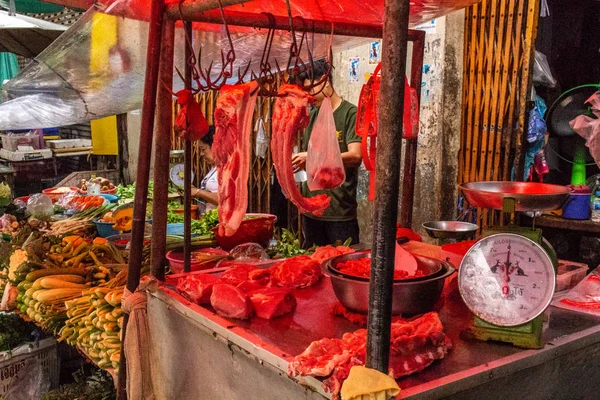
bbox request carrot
[93,237,107,245]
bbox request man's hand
[292,152,307,173]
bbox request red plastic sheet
[105,0,481,27]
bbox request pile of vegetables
[59,279,124,373]
[42,367,116,400]
[167,201,185,224]
[80,177,116,193]
[47,205,114,237]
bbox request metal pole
[151,20,175,280]
[183,21,193,273]
[169,8,422,40]
[399,31,425,228]
[118,0,165,397]
[366,0,411,374]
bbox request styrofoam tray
[0,148,52,161]
[46,139,91,149]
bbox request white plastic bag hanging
[255,116,269,159]
[570,91,600,168]
[306,97,345,191]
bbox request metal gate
[458,0,540,225]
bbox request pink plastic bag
[306,97,346,191]
[570,91,600,168]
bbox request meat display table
[147,246,600,399]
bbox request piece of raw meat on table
[213,81,259,237]
[271,84,331,216]
[269,255,323,289]
[176,274,220,305]
[248,287,297,319]
[210,283,254,320]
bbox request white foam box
[556,260,588,293]
[0,338,60,397]
[0,148,52,162]
[46,139,82,149]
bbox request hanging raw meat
[174,89,210,141]
[271,84,331,216]
[213,81,259,237]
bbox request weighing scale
[458,181,571,348]
[169,150,194,188]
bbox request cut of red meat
[248,287,297,319]
[311,245,355,264]
[247,267,272,287]
[288,312,452,399]
[310,167,345,190]
[288,338,353,377]
[271,84,331,216]
[236,280,264,293]
[210,283,253,320]
[331,303,368,325]
[213,81,259,237]
[176,273,220,305]
[269,255,323,289]
[219,264,258,286]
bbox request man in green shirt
[292,60,363,247]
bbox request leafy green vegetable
[41,367,116,400]
[268,228,308,258]
[116,180,178,200]
[0,313,36,352]
[191,208,219,236]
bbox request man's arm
[342,142,362,167]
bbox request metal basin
[323,251,455,316]
[422,221,478,240]
[459,181,570,212]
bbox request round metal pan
[459,181,570,212]
[422,221,479,240]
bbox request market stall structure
[1,0,600,399]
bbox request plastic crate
[0,133,41,151]
[0,338,59,397]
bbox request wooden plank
[462,3,480,185]
[502,0,526,182]
[468,1,489,183]
[514,0,541,178]
[477,0,497,182]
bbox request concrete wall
[332,11,465,245]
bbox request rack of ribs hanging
[356,63,420,201]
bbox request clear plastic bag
[255,116,269,159]
[552,266,600,317]
[26,194,54,219]
[306,97,346,191]
[532,51,557,87]
[570,91,600,168]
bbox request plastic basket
[0,338,59,397]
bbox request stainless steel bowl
[459,181,570,212]
[422,221,478,240]
[324,251,455,315]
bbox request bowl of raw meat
[213,214,277,251]
[323,250,455,315]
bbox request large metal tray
[459,181,570,212]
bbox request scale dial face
[458,233,555,327]
[169,164,193,187]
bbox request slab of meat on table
[219,264,258,286]
[213,81,259,237]
[311,245,355,264]
[248,287,297,319]
[288,312,452,399]
[210,283,253,320]
[176,273,220,305]
[269,255,323,289]
[271,84,331,216]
